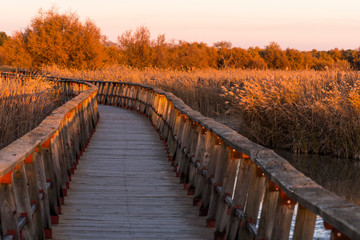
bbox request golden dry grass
[0,75,64,149]
[44,65,360,159]
[222,70,360,158]
[44,65,260,117]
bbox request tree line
[1,9,360,70]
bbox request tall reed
[44,65,360,158]
[0,75,64,149]
[222,70,360,158]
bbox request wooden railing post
[33,148,52,237]
[238,165,266,240]
[176,116,193,183]
[293,204,316,240]
[256,180,282,239]
[187,123,202,193]
[40,141,61,225]
[159,98,171,140]
[24,151,46,239]
[169,111,182,166]
[206,143,230,229]
[193,130,217,216]
[0,181,19,239]
[183,121,201,196]
[226,154,254,239]
[12,161,36,239]
[165,106,179,162]
[51,130,69,208]
[213,149,240,239]
[270,189,296,239]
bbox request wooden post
[193,131,217,216]
[238,165,266,240]
[33,148,52,235]
[40,143,61,225]
[256,180,280,239]
[187,123,201,194]
[177,116,192,183]
[206,144,230,229]
[293,204,316,240]
[165,107,179,160]
[226,155,254,240]
[170,111,183,167]
[214,149,240,239]
[0,175,20,239]
[24,151,46,239]
[270,189,296,239]
[12,161,36,238]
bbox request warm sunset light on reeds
[44,65,360,159]
[0,74,64,149]
[1,3,360,239]
[1,7,360,159]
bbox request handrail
[0,72,99,239]
[1,73,358,239]
[87,80,359,240]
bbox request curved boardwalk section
[52,105,213,239]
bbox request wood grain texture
[52,105,213,239]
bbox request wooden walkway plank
[52,105,213,239]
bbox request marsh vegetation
[1,8,360,204]
[0,74,64,149]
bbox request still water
[216,117,359,238]
[276,150,360,239]
[276,150,360,206]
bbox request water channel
[276,150,360,239]
[276,150,360,206]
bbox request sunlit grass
[0,75,64,149]
[44,65,360,158]
[222,70,360,158]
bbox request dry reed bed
[44,66,360,158]
[222,71,360,158]
[0,75,64,149]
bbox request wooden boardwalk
[52,105,213,239]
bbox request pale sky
[1,0,360,51]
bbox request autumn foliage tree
[0,32,8,46]
[0,8,105,69]
[214,41,233,69]
[353,48,360,69]
[0,32,33,68]
[118,26,154,69]
[172,41,217,69]
[0,9,359,70]
[262,42,289,69]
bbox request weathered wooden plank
[226,157,254,239]
[256,180,280,239]
[293,205,316,240]
[52,105,214,239]
[238,165,266,240]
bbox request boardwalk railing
[88,80,360,240]
[1,73,359,239]
[0,73,99,239]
